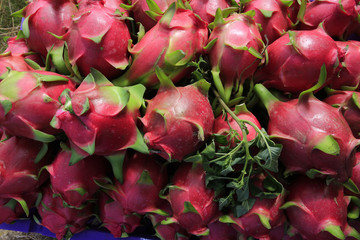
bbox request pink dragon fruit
[0,70,76,142]
[112,5,208,88]
[222,173,286,240]
[255,83,359,182]
[243,0,292,43]
[21,0,78,73]
[99,153,167,237]
[99,192,142,237]
[298,0,358,38]
[65,0,131,79]
[141,78,214,161]
[328,41,360,90]
[107,153,168,214]
[164,162,221,236]
[50,69,148,179]
[131,0,176,31]
[201,220,239,240]
[324,90,360,138]
[254,27,341,95]
[347,3,360,37]
[346,152,360,196]
[4,37,44,66]
[0,192,39,224]
[206,11,264,103]
[0,136,52,198]
[0,54,33,77]
[38,186,94,240]
[0,37,41,76]
[213,104,261,148]
[148,200,190,240]
[46,146,111,208]
[282,176,355,240]
[188,0,231,24]
[78,0,127,11]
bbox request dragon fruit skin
[254,27,341,95]
[78,0,127,11]
[324,90,360,138]
[188,0,231,24]
[113,7,208,88]
[51,70,148,164]
[282,176,351,240]
[99,192,142,237]
[200,221,239,240]
[213,104,261,148]
[108,153,168,215]
[165,162,221,236]
[328,41,360,90]
[0,192,39,224]
[255,84,359,182]
[141,80,214,161]
[4,37,44,66]
[38,186,94,240]
[22,0,77,73]
[346,152,360,195]
[0,55,33,77]
[131,0,176,31]
[47,147,111,208]
[0,136,52,198]
[299,0,358,38]
[243,0,292,43]
[66,0,131,79]
[148,200,190,240]
[0,70,76,142]
[206,13,263,103]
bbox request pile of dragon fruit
[1,0,360,239]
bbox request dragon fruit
[254,27,341,94]
[141,78,214,161]
[243,0,292,43]
[328,41,360,90]
[213,104,261,148]
[346,152,360,196]
[148,200,190,240]
[255,83,359,182]
[347,3,360,37]
[324,90,360,138]
[78,0,127,11]
[0,54,33,77]
[0,70,76,142]
[0,37,41,76]
[0,136,52,198]
[222,173,286,240]
[188,0,231,24]
[65,0,131,79]
[164,162,221,236]
[21,0,78,73]
[282,176,354,240]
[112,5,208,88]
[5,37,44,66]
[206,11,264,103]
[99,192,142,237]
[46,146,110,208]
[38,186,94,240]
[131,0,176,31]
[98,153,167,237]
[50,69,148,179]
[298,0,358,38]
[0,192,39,224]
[201,220,239,240]
[107,153,168,214]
